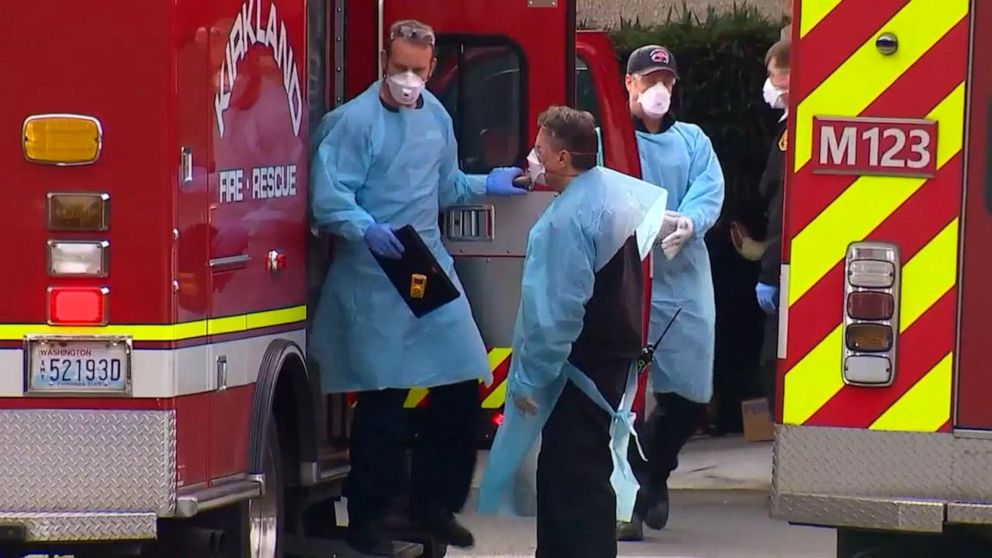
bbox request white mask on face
[526,148,546,185]
[763,78,787,110]
[638,83,672,119]
[386,71,426,106]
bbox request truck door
[955,0,992,431]
[205,0,309,478]
[378,0,576,418]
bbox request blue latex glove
[364,223,405,259]
[756,282,778,314]
[486,167,527,196]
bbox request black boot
[644,485,670,530]
[417,511,475,548]
[346,520,396,557]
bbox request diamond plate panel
[0,512,157,542]
[947,502,992,525]
[772,494,944,533]
[951,437,992,500]
[773,425,953,498]
[0,410,175,514]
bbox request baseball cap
[626,45,679,78]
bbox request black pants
[760,312,780,405]
[343,380,480,530]
[629,392,707,514]
[536,370,625,558]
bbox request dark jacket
[759,121,787,286]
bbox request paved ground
[452,435,834,557]
[449,489,835,557]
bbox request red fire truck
[1,0,644,556]
[773,0,992,555]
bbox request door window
[428,39,525,173]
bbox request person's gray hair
[537,106,598,171]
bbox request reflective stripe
[899,220,959,329]
[481,348,513,409]
[789,85,965,305]
[783,326,843,425]
[783,220,959,425]
[870,354,953,432]
[401,347,513,409]
[0,305,307,342]
[799,0,845,37]
[793,0,967,172]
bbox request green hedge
[605,3,784,223]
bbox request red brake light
[847,292,895,321]
[48,287,108,325]
[491,412,505,427]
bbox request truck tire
[246,420,285,558]
[837,527,992,558]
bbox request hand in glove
[756,282,779,314]
[486,167,527,196]
[660,213,694,260]
[364,223,405,259]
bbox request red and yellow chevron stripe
[402,347,513,409]
[779,0,968,433]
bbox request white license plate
[26,337,130,394]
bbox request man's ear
[624,74,635,93]
[380,49,388,76]
[428,57,437,80]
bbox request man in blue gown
[309,19,525,556]
[616,45,726,541]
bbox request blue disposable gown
[308,82,490,393]
[638,122,725,403]
[478,167,669,521]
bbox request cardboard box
[741,397,774,442]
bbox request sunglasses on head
[390,24,436,45]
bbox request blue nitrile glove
[756,282,778,314]
[364,223,405,259]
[486,167,527,196]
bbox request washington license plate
[26,337,130,394]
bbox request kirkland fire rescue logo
[215,0,303,138]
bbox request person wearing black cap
[617,45,726,542]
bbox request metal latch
[445,205,495,242]
[180,146,193,185]
[216,356,228,391]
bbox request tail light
[48,287,108,326]
[843,243,900,387]
[48,240,109,277]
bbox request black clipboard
[371,225,461,318]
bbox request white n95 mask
[763,78,786,110]
[387,71,426,106]
[638,83,671,119]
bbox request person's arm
[677,128,726,238]
[508,214,597,398]
[437,113,487,209]
[760,170,784,286]
[310,110,376,241]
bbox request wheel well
[248,340,321,485]
[272,355,309,484]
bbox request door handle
[209,254,251,270]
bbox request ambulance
[773,0,992,554]
[0,0,645,555]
